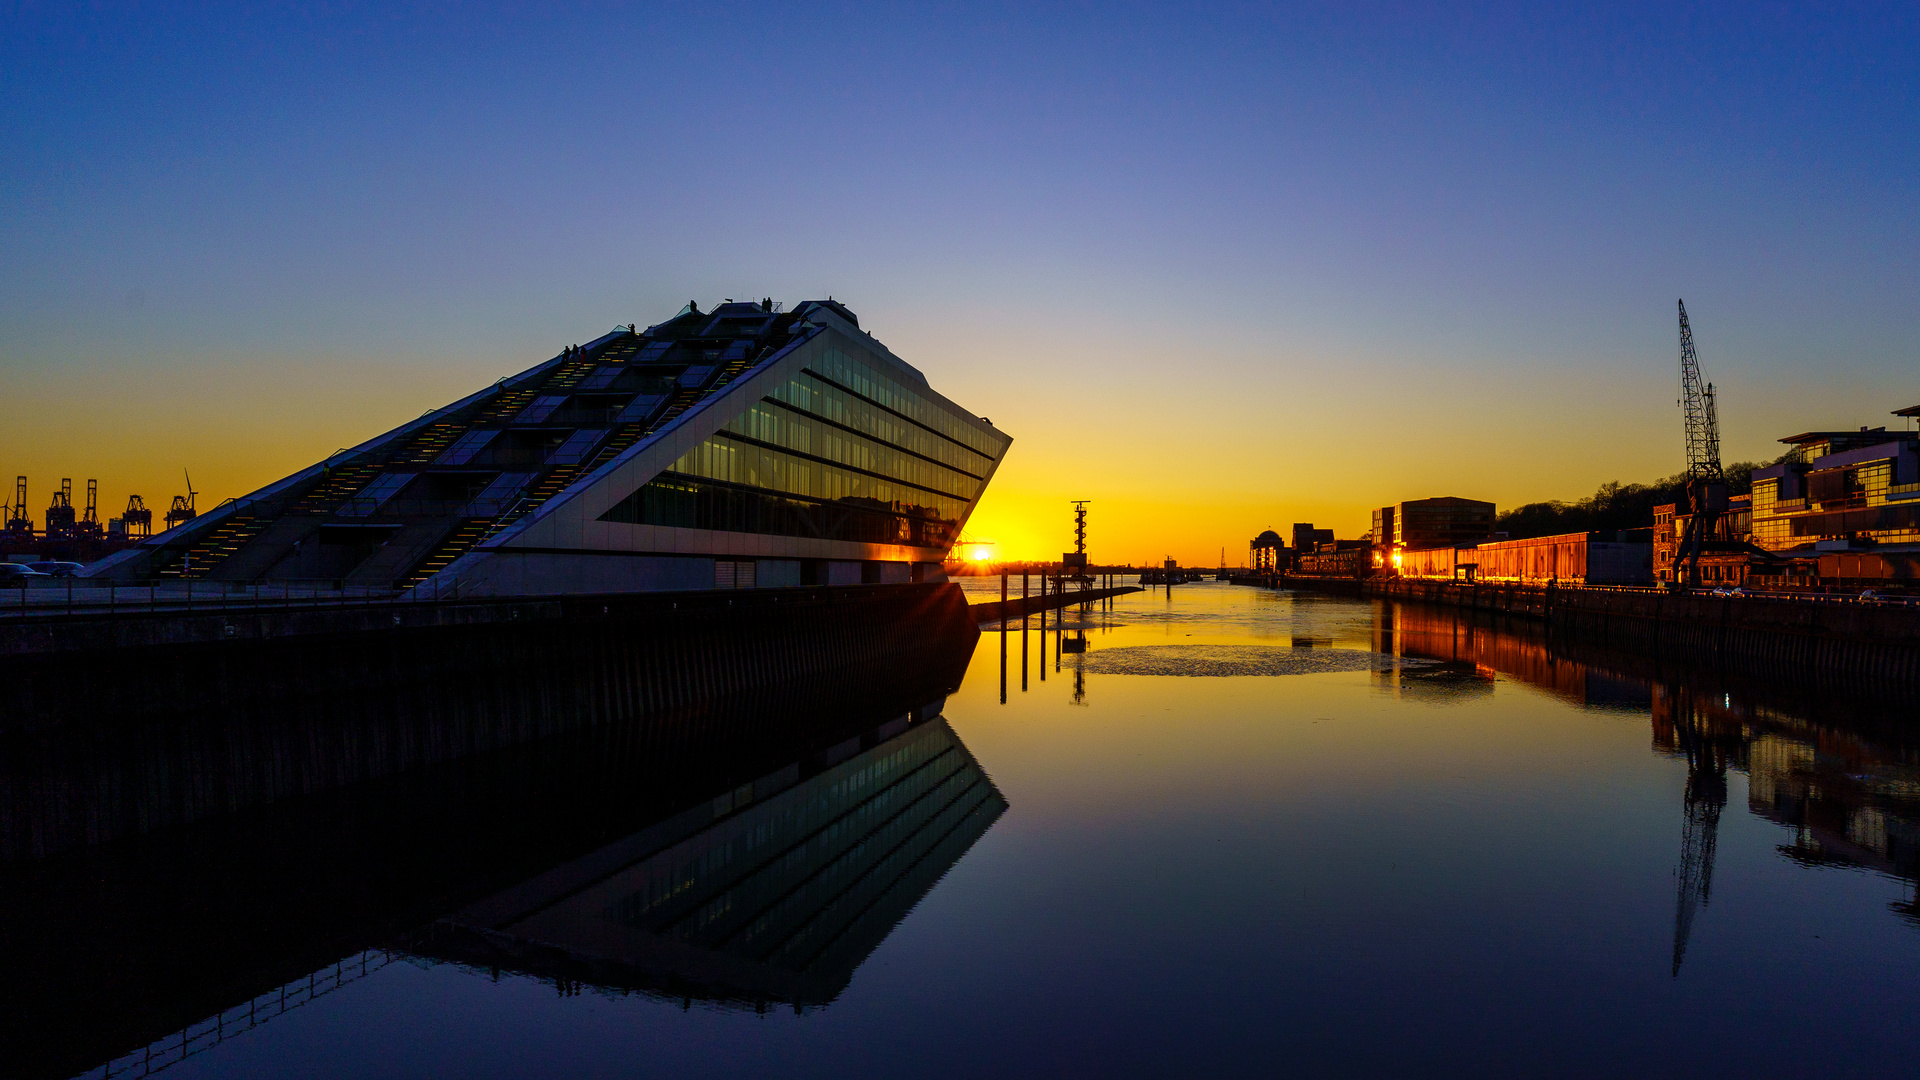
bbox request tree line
[1494,457,1784,540]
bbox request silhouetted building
[1291,523,1333,551]
[1376,497,1496,549]
[93,301,1010,596]
[1295,540,1370,578]
[1250,529,1285,572]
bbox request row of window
[609,742,973,933]
[807,342,1006,459]
[721,402,982,501]
[1751,462,1920,550]
[767,370,994,476]
[665,436,972,523]
[603,474,958,549]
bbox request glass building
[1749,420,1920,553]
[95,300,1012,595]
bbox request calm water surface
[70,583,1920,1076]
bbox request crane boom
[1678,301,1723,482]
[1676,301,1728,588]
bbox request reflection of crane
[1677,301,1728,588]
[1670,687,1728,977]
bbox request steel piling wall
[0,583,979,860]
[1276,575,1920,695]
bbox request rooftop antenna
[1676,300,1727,588]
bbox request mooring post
[1021,609,1029,691]
[999,617,1007,704]
[1039,599,1046,681]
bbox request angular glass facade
[603,344,1006,551]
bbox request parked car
[0,564,49,587]
[1857,589,1911,604]
[26,560,84,578]
[1710,586,1747,597]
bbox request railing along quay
[2,580,403,619]
[0,579,982,657]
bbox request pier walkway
[970,585,1141,625]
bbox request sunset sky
[6,4,1917,565]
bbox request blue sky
[4,2,1916,558]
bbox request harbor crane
[5,477,28,535]
[46,479,76,540]
[1676,300,1727,589]
[79,479,101,541]
[122,495,152,538]
[165,471,198,530]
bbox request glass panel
[337,473,414,518]
[516,396,568,423]
[720,404,981,500]
[602,473,958,550]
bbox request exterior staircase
[473,387,536,425]
[344,520,460,588]
[480,466,582,541]
[157,515,268,579]
[401,517,495,589]
[394,421,467,466]
[292,461,382,515]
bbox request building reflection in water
[414,717,1005,1010]
[9,625,998,1080]
[1374,600,1920,972]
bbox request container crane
[1677,300,1727,589]
[5,477,28,535]
[165,471,198,530]
[123,495,152,538]
[46,479,76,541]
[78,479,101,541]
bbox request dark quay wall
[0,582,979,861]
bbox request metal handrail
[80,950,394,1080]
[2,579,408,619]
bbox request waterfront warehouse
[1393,531,1652,585]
